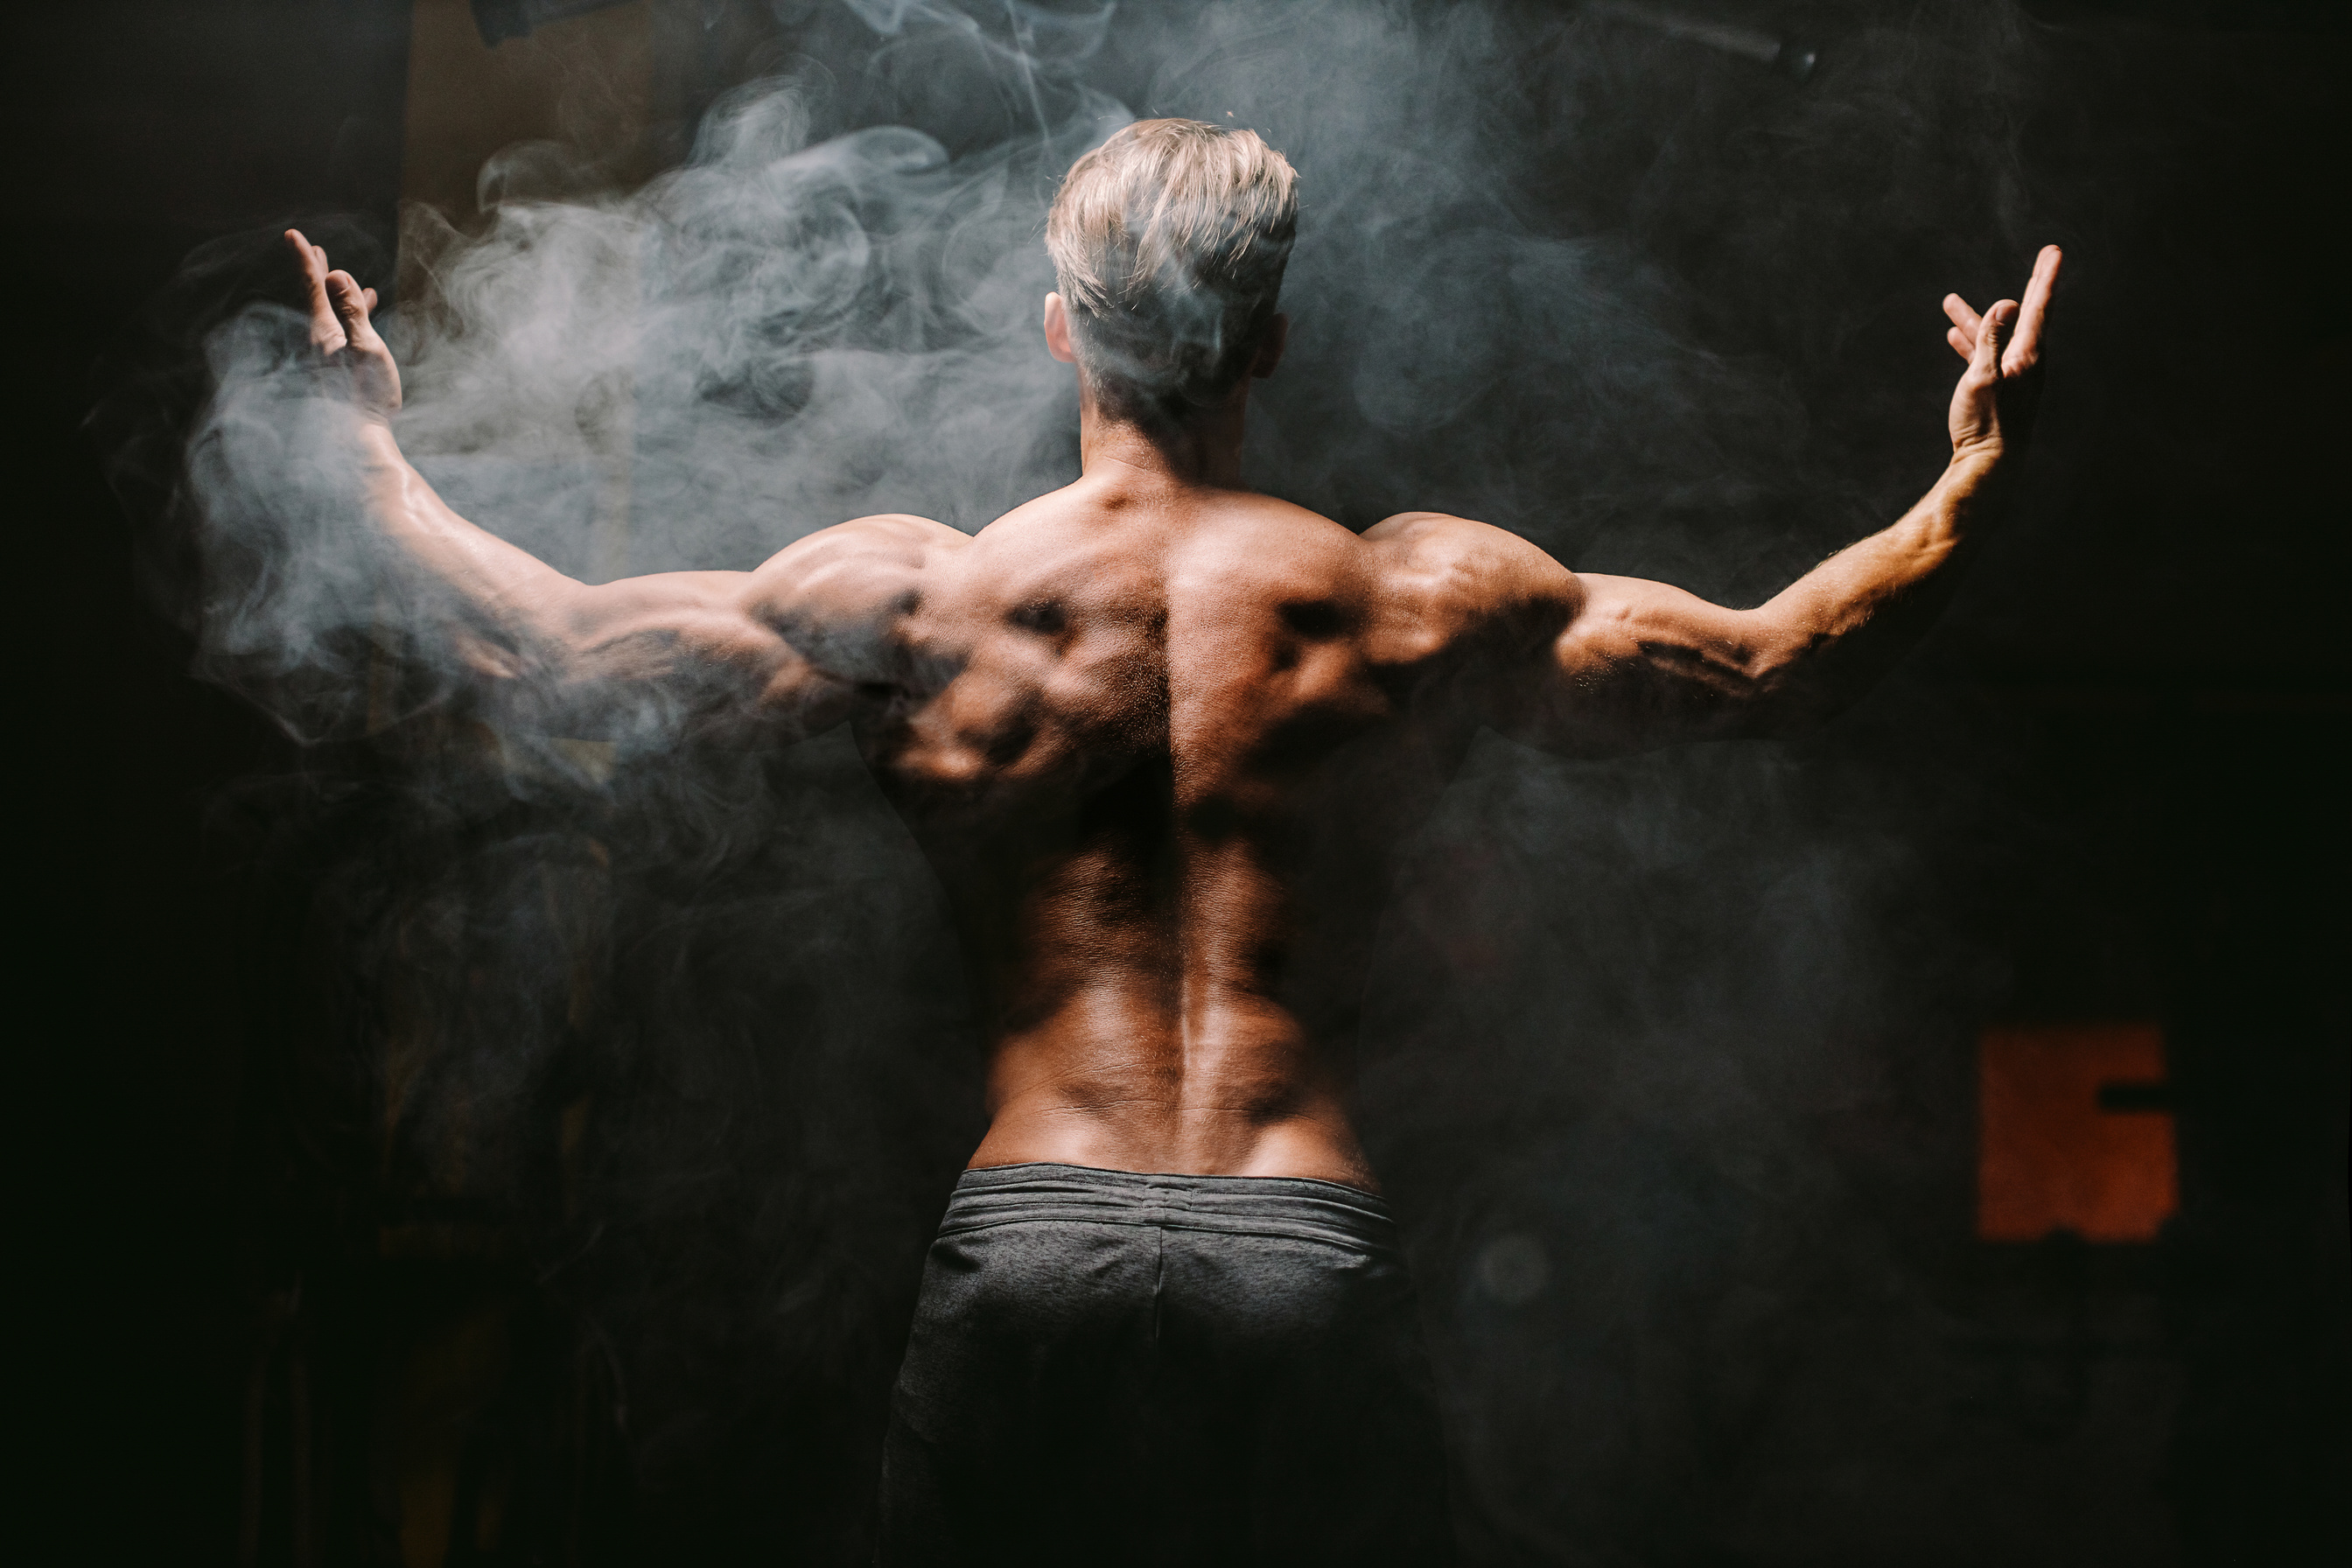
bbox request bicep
[564,570,774,680]
[1489,569,1793,758]
[518,514,953,739]
[555,561,847,739]
[541,570,818,742]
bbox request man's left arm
[1490,245,2061,757]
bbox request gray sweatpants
[875,1162,1455,1566]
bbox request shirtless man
[287,117,2058,1566]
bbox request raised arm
[286,228,954,741]
[1425,245,2061,758]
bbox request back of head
[1046,119,1299,419]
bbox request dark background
[21,1,2346,1564]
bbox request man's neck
[1076,382,1251,492]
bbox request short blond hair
[1045,118,1299,411]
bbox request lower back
[962,980,1381,1189]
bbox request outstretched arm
[1440,245,2060,757]
[287,229,951,739]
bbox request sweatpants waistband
[941,1162,1396,1253]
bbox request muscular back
[312,207,2051,1187]
[303,176,2054,1188]
[745,476,1540,1188]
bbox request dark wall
[17,4,412,1560]
[24,3,2346,1564]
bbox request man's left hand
[286,227,402,424]
[1943,244,2062,462]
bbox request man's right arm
[291,228,949,741]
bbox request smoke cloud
[107,0,2121,1558]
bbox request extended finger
[286,228,343,347]
[2006,244,2062,372]
[1942,292,1983,360]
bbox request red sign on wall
[1978,1023,2177,1242]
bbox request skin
[286,228,2060,1193]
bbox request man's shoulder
[1362,508,1544,561]
[752,511,970,576]
[1361,511,1572,608]
[810,511,970,556]
[1343,510,1579,677]
[746,512,969,629]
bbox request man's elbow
[1730,628,1850,739]
[440,584,599,696]
[537,580,635,676]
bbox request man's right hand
[286,228,401,424]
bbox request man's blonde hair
[1045,118,1299,412]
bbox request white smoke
[136,2,2070,1558]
